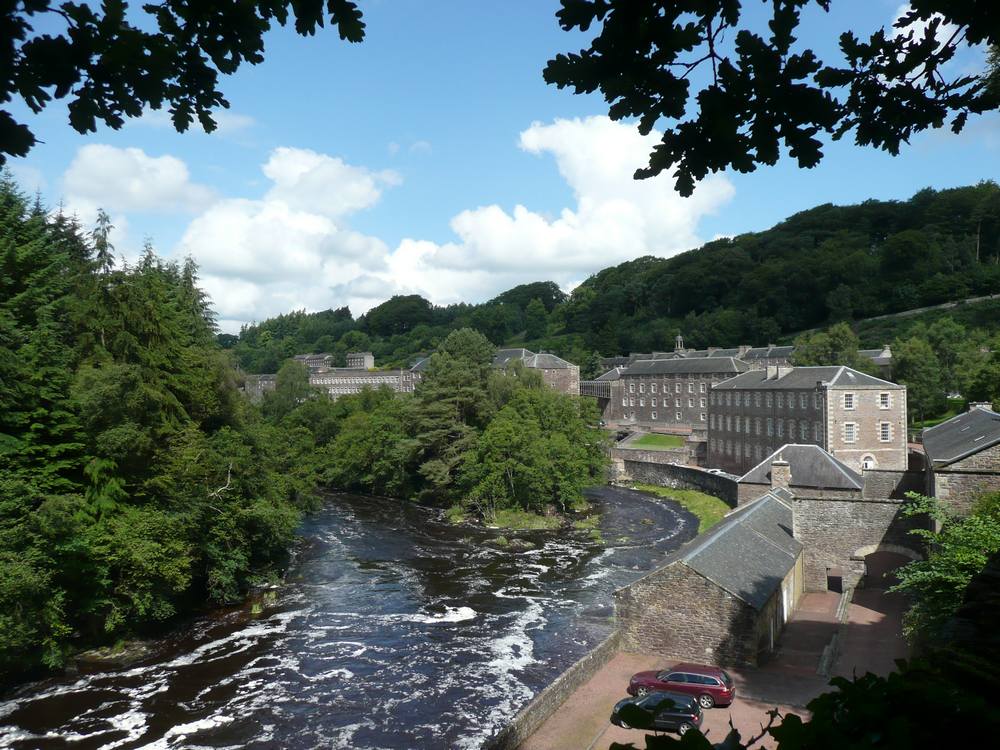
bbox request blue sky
[7,0,998,332]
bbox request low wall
[482,630,622,750]
[623,460,738,507]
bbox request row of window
[843,392,893,410]
[314,376,401,384]
[623,397,707,409]
[843,422,895,443]
[710,439,774,461]
[629,381,708,394]
[623,411,707,422]
[711,414,822,442]
[710,390,822,410]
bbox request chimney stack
[771,456,792,489]
[969,401,994,413]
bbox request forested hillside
[229,183,1000,374]
[0,178,318,680]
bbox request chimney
[738,344,751,357]
[776,365,793,379]
[882,344,892,356]
[771,456,792,489]
[766,365,778,379]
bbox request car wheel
[635,686,649,696]
[678,722,692,735]
[698,693,715,709]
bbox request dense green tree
[791,322,876,373]
[524,298,548,340]
[262,360,312,421]
[892,336,946,422]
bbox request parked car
[627,663,736,708]
[610,691,702,735]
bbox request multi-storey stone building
[591,357,748,432]
[708,365,907,475]
[492,348,580,395]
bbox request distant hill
[227,183,1000,374]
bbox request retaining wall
[481,630,622,750]
[623,460,738,507]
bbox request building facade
[708,366,907,475]
[923,404,1000,515]
[492,348,580,395]
[596,357,748,432]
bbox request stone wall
[540,365,581,396]
[792,494,926,591]
[738,482,861,506]
[931,442,1000,516]
[481,630,622,750]
[622,460,738,506]
[615,563,759,666]
[861,469,925,500]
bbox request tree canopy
[0,0,364,163]
[545,1,1000,195]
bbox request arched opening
[861,454,877,471]
[852,544,922,589]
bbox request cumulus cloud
[63,144,215,223]
[87,117,733,331]
[378,116,733,302]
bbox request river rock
[73,640,156,672]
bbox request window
[639,397,645,407]
[755,445,762,460]
[813,392,821,409]
[756,418,762,435]
[652,398,657,407]
[676,412,682,421]
[862,455,877,470]
[879,422,892,442]
[700,413,706,421]
[725,441,732,455]
[675,398,681,407]
[700,383,706,393]
[675,383,681,393]
[622,397,627,406]
[639,383,645,393]
[788,419,795,438]
[800,422,809,441]
[777,393,784,408]
[651,411,657,420]
[726,416,731,431]
[744,443,751,457]
[800,393,808,409]
[879,392,891,409]
[843,392,856,409]
[766,393,773,407]
[788,393,794,409]
[844,422,858,443]
[710,414,715,429]
[767,418,773,436]
[710,392,715,405]
[755,392,761,407]
[688,398,694,408]
[688,382,694,394]
[651,383,657,394]
[700,397,706,408]
[735,417,741,433]
[629,382,635,393]
[814,422,822,441]
[629,397,634,406]
[745,416,750,433]
[777,419,784,437]
[726,393,732,406]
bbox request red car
[627,663,736,708]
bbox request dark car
[627,662,736,708]
[610,691,702,735]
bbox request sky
[7,0,999,333]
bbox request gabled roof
[525,352,575,370]
[663,488,801,610]
[623,357,749,376]
[739,444,863,491]
[713,365,901,390]
[493,348,534,367]
[743,345,795,360]
[595,367,624,382]
[923,407,1000,466]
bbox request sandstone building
[708,365,907,475]
[736,444,864,506]
[923,404,1000,514]
[492,348,580,395]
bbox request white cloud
[103,118,734,333]
[891,3,958,48]
[62,144,215,222]
[6,162,47,194]
[409,140,432,154]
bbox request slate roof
[739,444,863,491]
[662,487,801,610]
[525,352,575,370]
[743,345,795,360]
[623,357,749,376]
[713,365,901,390]
[859,347,893,366]
[493,348,534,368]
[595,367,624,382]
[922,407,1000,466]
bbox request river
[0,486,697,750]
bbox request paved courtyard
[518,586,908,750]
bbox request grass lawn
[629,433,685,450]
[631,483,730,534]
[911,398,965,431]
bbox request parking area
[517,587,908,750]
